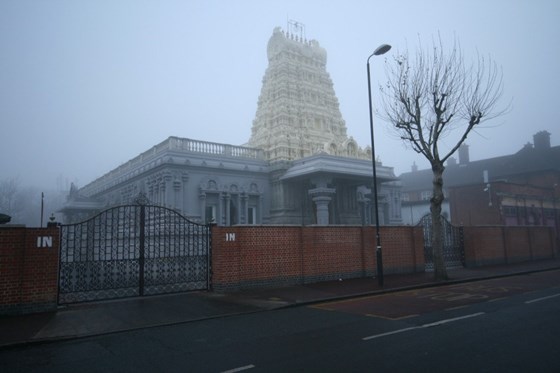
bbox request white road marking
[221,364,256,373]
[421,312,486,328]
[362,327,418,340]
[525,293,560,304]
[363,312,485,341]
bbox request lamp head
[373,44,392,56]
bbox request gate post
[138,204,146,296]
[1,225,60,315]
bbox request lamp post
[367,43,391,286]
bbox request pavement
[1,258,559,349]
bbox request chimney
[458,144,470,164]
[447,157,457,167]
[411,162,418,172]
[533,131,551,150]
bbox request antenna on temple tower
[287,19,306,41]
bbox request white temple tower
[248,27,368,162]
[63,25,402,227]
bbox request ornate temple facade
[62,138,270,225]
[62,27,402,226]
[248,27,370,162]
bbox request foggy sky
[1,0,559,190]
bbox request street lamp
[367,43,391,287]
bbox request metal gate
[58,196,211,304]
[418,214,464,271]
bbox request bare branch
[377,34,509,281]
[379,35,508,166]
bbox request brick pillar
[0,225,60,315]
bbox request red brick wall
[463,225,557,266]
[213,225,556,291]
[211,226,424,291]
[381,226,424,273]
[0,226,60,315]
[1,224,555,309]
[463,226,507,266]
[529,226,556,259]
[504,227,531,263]
[302,227,370,282]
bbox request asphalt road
[2,271,559,372]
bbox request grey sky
[1,0,559,190]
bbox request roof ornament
[287,19,305,42]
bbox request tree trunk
[430,162,448,281]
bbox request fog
[1,0,559,192]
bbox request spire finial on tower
[287,19,305,42]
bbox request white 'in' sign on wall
[37,236,53,248]
[226,233,236,242]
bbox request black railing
[58,195,210,304]
[418,214,465,272]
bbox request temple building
[62,26,402,226]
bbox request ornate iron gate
[418,214,464,271]
[58,197,211,304]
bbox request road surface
[1,270,559,372]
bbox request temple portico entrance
[270,153,401,226]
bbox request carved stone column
[357,185,371,225]
[163,173,172,207]
[173,179,181,211]
[241,193,248,224]
[199,192,206,222]
[224,193,231,226]
[181,173,189,214]
[159,182,166,206]
[308,187,336,225]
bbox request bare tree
[0,177,66,226]
[0,177,19,217]
[379,37,507,280]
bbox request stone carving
[248,27,371,163]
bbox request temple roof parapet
[79,136,266,197]
[279,153,398,182]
